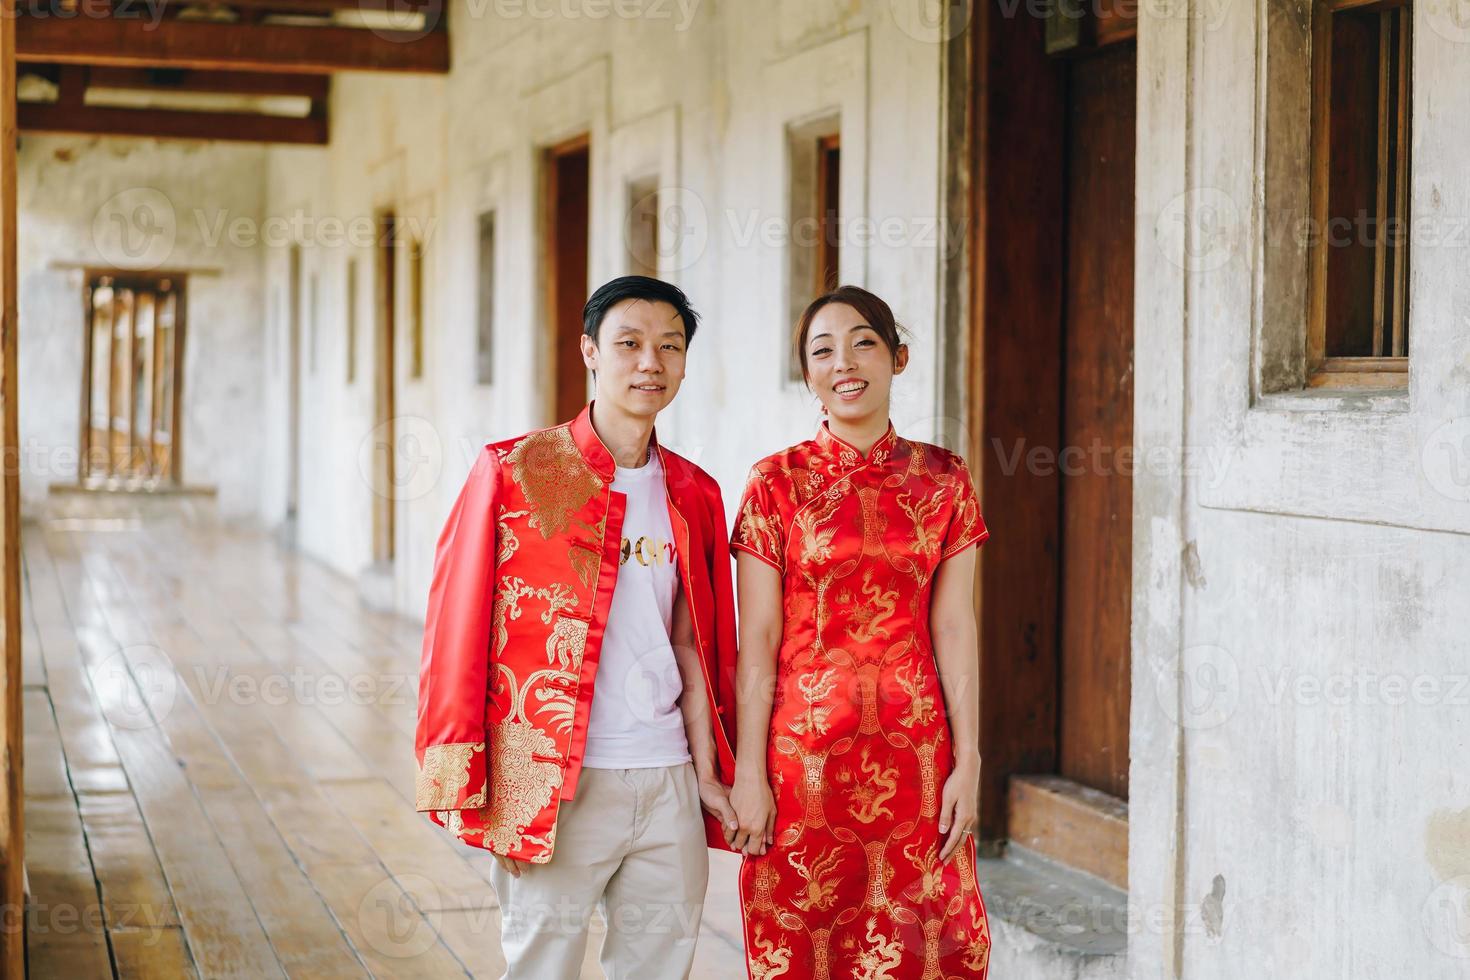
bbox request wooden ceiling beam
[160,0,441,11]
[16,15,449,74]
[18,101,328,143]
[86,66,330,98]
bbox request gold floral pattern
[735,422,990,979]
[505,426,602,538]
[415,741,485,810]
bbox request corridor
[21,502,746,978]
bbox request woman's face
[804,302,907,424]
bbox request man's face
[580,297,688,421]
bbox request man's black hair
[582,275,700,346]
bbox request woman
[728,286,991,979]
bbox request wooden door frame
[541,133,590,427]
[967,0,1136,887]
[372,208,397,564]
[1,5,26,973]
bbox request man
[414,276,740,978]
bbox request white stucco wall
[259,0,952,617]
[16,134,268,520]
[1132,3,1470,978]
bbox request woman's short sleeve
[730,466,786,574]
[940,456,990,560]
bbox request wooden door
[545,137,590,424]
[373,211,397,564]
[970,2,1137,860]
[0,8,24,973]
[287,244,302,536]
[1058,46,1136,800]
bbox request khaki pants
[488,762,709,980]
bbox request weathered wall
[16,134,268,520]
[260,0,953,616]
[1132,2,1470,978]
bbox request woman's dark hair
[793,285,906,385]
[582,275,700,345]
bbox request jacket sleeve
[706,480,740,782]
[414,445,499,812]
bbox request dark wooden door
[546,138,590,424]
[373,211,396,564]
[1057,45,1136,799]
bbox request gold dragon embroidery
[841,746,898,825]
[505,427,602,538]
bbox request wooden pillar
[0,1,26,973]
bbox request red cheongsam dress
[730,421,992,980]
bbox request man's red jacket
[414,403,740,863]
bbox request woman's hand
[697,772,740,847]
[937,757,980,863]
[729,771,777,856]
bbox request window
[476,210,496,385]
[626,177,660,278]
[79,271,187,487]
[308,271,319,374]
[785,116,842,382]
[1308,0,1411,388]
[408,236,424,379]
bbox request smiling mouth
[834,380,868,397]
[632,383,665,392]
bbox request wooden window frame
[345,255,358,384]
[1306,0,1411,390]
[407,236,424,380]
[77,269,187,488]
[784,116,841,384]
[476,209,496,386]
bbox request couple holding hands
[414,276,991,979]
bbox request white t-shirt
[581,453,693,769]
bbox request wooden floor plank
[23,508,752,979]
[22,693,114,979]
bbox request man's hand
[729,772,776,856]
[697,773,740,847]
[494,854,526,878]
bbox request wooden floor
[19,504,747,978]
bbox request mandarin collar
[815,419,900,470]
[569,400,660,483]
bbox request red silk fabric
[414,403,739,863]
[732,422,992,979]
